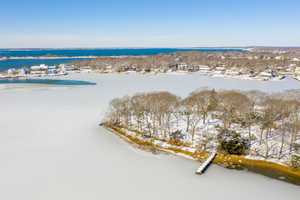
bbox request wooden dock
[196,151,217,175]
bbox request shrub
[218,128,250,155]
[291,154,300,168]
[169,130,185,146]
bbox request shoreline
[1,66,300,199]
[0,70,295,83]
[101,123,300,186]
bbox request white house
[16,68,27,77]
[7,68,18,77]
[225,68,240,76]
[258,71,273,80]
[198,65,211,74]
[62,64,76,71]
[177,63,188,71]
[30,64,48,76]
[80,66,92,73]
[47,66,58,75]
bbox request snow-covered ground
[126,112,298,165]
[0,73,300,200]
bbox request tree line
[105,89,300,165]
[74,51,300,74]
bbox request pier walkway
[196,151,217,174]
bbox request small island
[101,89,300,185]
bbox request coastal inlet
[0,78,96,86]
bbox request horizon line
[1,46,300,50]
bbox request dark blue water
[0,48,243,57]
[0,58,90,71]
[0,48,244,71]
[0,79,96,86]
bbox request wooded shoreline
[101,123,300,186]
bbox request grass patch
[213,154,300,185]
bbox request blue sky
[0,0,299,48]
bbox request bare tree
[181,96,203,142]
[259,99,287,158]
[188,89,218,124]
[105,89,300,161]
[217,91,252,129]
[287,100,300,154]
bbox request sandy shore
[0,73,300,200]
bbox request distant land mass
[0,48,245,71]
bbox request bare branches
[105,89,300,165]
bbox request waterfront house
[294,67,300,81]
[57,65,68,76]
[47,66,58,75]
[198,65,211,74]
[7,68,17,76]
[212,66,226,77]
[59,64,75,72]
[16,68,28,77]
[30,64,48,71]
[177,63,189,71]
[80,66,92,73]
[225,68,240,76]
[258,71,273,80]
[167,64,178,72]
[0,73,6,78]
[295,67,300,76]
[30,64,48,76]
[102,65,113,73]
[279,68,294,76]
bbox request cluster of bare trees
[106,89,300,162]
